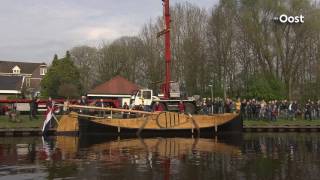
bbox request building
[87,76,140,106]
[0,60,47,99]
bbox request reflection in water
[0,133,320,180]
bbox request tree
[70,46,99,94]
[247,73,286,100]
[57,83,79,98]
[53,0,320,101]
[41,52,82,98]
[97,36,145,84]
[207,0,238,99]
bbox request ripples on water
[0,133,320,180]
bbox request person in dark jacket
[122,102,129,118]
[29,97,38,119]
[80,96,88,106]
[240,99,247,120]
[305,100,312,120]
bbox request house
[0,60,47,99]
[87,76,140,106]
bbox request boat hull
[77,113,242,135]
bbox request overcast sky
[0,0,217,63]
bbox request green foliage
[6,95,21,100]
[41,52,82,98]
[57,83,79,98]
[246,74,286,100]
[300,81,320,101]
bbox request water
[0,133,320,180]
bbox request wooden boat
[56,105,242,135]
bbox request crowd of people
[90,96,320,121]
[13,95,320,121]
[200,98,320,121]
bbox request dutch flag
[42,102,55,134]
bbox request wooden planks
[56,112,79,133]
[91,112,239,130]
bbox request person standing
[240,99,247,120]
[292,101,298,120]
[80,96,88,106]
[153,101,163,112]
[235,98,241,114]
[95,99,105,117]
[305,100,312,120]
[63,98,70,114]
[79,96,88,114]
[122,102,129,118]
[259,100,266,120]
[202,98,207,114]
[271,101,277,121]
[288,101,294,120]
[29,97,38,120]
[178,101,185,114]
[207,98,212,114]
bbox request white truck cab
[132,89,159,106]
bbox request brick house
[0,60,47,99]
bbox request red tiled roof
[89,76,140,95]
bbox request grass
[244,119,320,126]
[0,115,45,129]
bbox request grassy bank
[244,119,320,126]
[0,115,44,129]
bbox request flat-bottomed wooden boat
[56,105,242,135]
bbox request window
[143,91,151,99]
[40,67,47,75]
[12,66,20,74]
[26,78,31,87]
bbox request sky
[0,0,217,63]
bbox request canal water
[0,133,319,180]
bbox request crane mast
[162,0,171,99]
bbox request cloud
[0,0,217,63]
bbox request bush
[246,73,286,100]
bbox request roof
[89,76,140,95]
[0,75,23,91]
[0,60,46,74]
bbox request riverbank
[0,115,44,129]
[244,119,320,126]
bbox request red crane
[158,0,171,99]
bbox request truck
[131,82,199,114]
